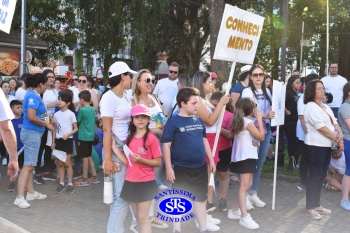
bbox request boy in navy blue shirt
[162,87,216,233]
[8,100,24,191]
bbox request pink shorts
[205,133,220,164]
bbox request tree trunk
[209,0,230,90]
[338,34,350,79]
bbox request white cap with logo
[108,61,137,78]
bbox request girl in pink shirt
[120,104,162,233]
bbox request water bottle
[103,175,113,204]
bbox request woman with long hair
[1,81,16,104]
[336,82,350,211]
[231,65,251,111]
[192,71,230,219]
[285,75,302,170]
[241,65,275,208]
[72,74,99,112]
[9,77,18,96]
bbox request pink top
[125,133,162,182]
[218,110,234,151]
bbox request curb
[260,172,300,183]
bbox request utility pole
[20,0,26,76]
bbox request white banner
[213,4,264,64]
[0,0,17,34]
[271,80,286,126]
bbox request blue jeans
[107,148,129,233]
[249,126,271,195]
[21,128,44,166]
[331,107,339,120]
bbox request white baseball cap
[108,61,137,78]
[238,65,252,77]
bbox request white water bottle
[103,175,113,204]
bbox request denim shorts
[20,128,44,166]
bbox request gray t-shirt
[338,102,350,140]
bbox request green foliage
[12,0,78,63]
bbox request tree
[11,0,78,63]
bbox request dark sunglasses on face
[169,70,178,74]
[73,78,78,81]
[47,75,55,78]
[252,73,265,78]
[78,79,87,83]
[144,78,156,84]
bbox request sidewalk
[0,167,348,233]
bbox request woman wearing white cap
[100,61,137,233]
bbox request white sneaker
[158,184,168,190]
[14,196,30,208]
[207,214,221,224]
[227,208,241,220]
[239,214,259,230]
[248,194,266,207]
[130,221,138,233]
[246,196,254,210]
[195,219,220,231]
[26,191,47,201]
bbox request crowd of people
[0,60,349,233]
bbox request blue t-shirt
[22,90,47,133]
[162,115,206,168]
[231,81,247,94]
[11,117,24,150]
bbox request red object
[65,70,71,78]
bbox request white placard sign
[213,4,264,64]
[0,0,17,34]
[271,80,286,127]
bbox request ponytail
[231,108,245,135]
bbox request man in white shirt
[321,62,348,119]
[153,62,180,116]
[0,89,19,182]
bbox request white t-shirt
[304,102,337,147]
[296,93,306,141]
[241,87,272,124]
[0,89,14,122]
[203,99,218,133]
[69,86,78,92]
[15,87,27,101]
[53,109,77,139]
[99,90,131,141]
[43,89,59,117]
[6,95,16,105]
[153,77,178,115]
[330,152,345,175]
[231,118,258,162]
[321,75,347,108]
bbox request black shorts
[216,147,232,172]
[173,164,208,202]
[77,140,93,158]
[230,159,257,174]
[121,180,157,203]
[55,138,74,154]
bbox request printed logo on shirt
[28,98,35,105]
[179,127,185,132]
[137,147,146,155]
[154,189,195,222]
[18,124,22,129]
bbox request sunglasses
[169,70,178,74]
[47,75,55,78]
[78,79,87,83]
[73,78,78,81]
[143,78,156,84]
[252,73,265,78]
